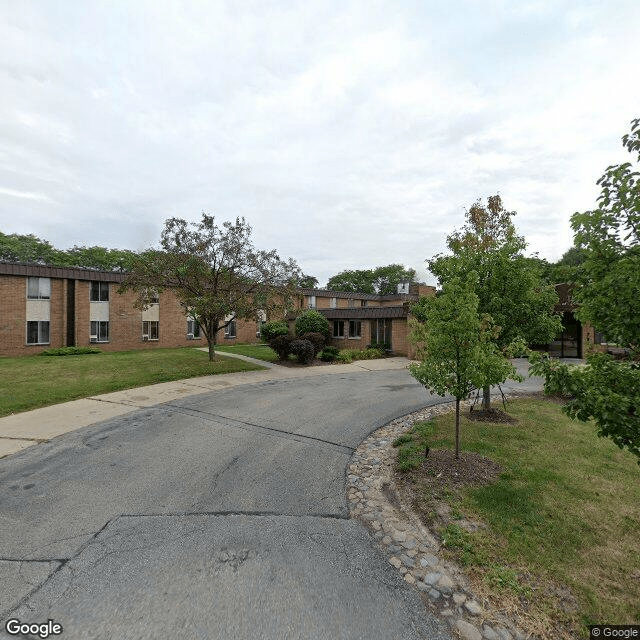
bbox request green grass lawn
[404,397,640,639]
[0,348,265,416]
[214,343,279,362]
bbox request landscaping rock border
[346,399,532,640]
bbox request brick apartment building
[0,262,595,359]
[0,262,261,357]
[290,283,437,357]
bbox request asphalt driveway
[1,367,453,639]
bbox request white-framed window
[308,295,316,309]
[333,320,345,338]
[90,281,109,302]
[330,297,337,308]
[256,319,265,338]
[27,277,51,300]
[225,319,237,338]
[90,321,109,343]
[26,321,50,344]
[349,320,361,338]
[142,321,159,341]
[187,319,200,339]
[348,298,356,308]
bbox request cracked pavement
[0,368,454,639]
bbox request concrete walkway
[0,354,413,459]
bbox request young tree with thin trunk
[428,195,561,410]
[409,277,518,459]
[119,214,301,361]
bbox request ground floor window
[90,321,109,343]
[333,320,345,338]
[349,320,361,338]
[187,319,200,339]
[225,319,237,338]
[142,321,159,341]
[26,321,50,345]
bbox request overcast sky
[1,1,638,286]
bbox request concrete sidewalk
[0,355,412,459]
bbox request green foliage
[289,338,315,364]
[0,232,60,264]
[335,347,384,364]
[268,335,295,360]
[0,232,137,271]
[428,194,561,410]
[260,321,289,341]
[319,346,340,361]
[429,195,561,351]
[529,119,640,463]
[326,264,416,295]
[299,332,326,356]
[571,118,640,353]
[294,310,330,337]
[529,352,640,463]
[409,277,520,457]
[40,346,102,356]
[119,214,301,361]
[296,274,319,288]
[392,420,434,471]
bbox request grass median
[395,396,640,639]
[0,347,265,416]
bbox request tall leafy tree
[119,214,301,361]
[0,232,137,271]
[409,277,518,459]
[326,264,416,295]
[429,195,561,409]
[0,232,61,264]
[296,274,319,289]
[531,118,640,463]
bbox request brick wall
[1,274,262,357]
[0,275,28,356]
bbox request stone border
[346,399,532,640]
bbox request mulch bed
[417,449,504,487]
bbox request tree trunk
[482,385,491,411]
[455,399,460,460]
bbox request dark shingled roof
[317,306,408,319]
[0,262,127,282]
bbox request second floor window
[27,277,51,300]
[90,281,109,302]
[308,295,316,309]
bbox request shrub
[268,335,295,360]
[289,339,315,364]
[336,347,385,364]
[319,346,340,362]
[300,332,326,356]
[295,310,330,337]
[261,321,290,341]
[40,346,102,356]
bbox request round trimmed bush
[289,339,315,364]
[300,332,326,356]
[295,310,330,337]
[261,321,290,342]
[268,335,294,360]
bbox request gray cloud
[1,1,639,286]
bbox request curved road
[0,362,540,639]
